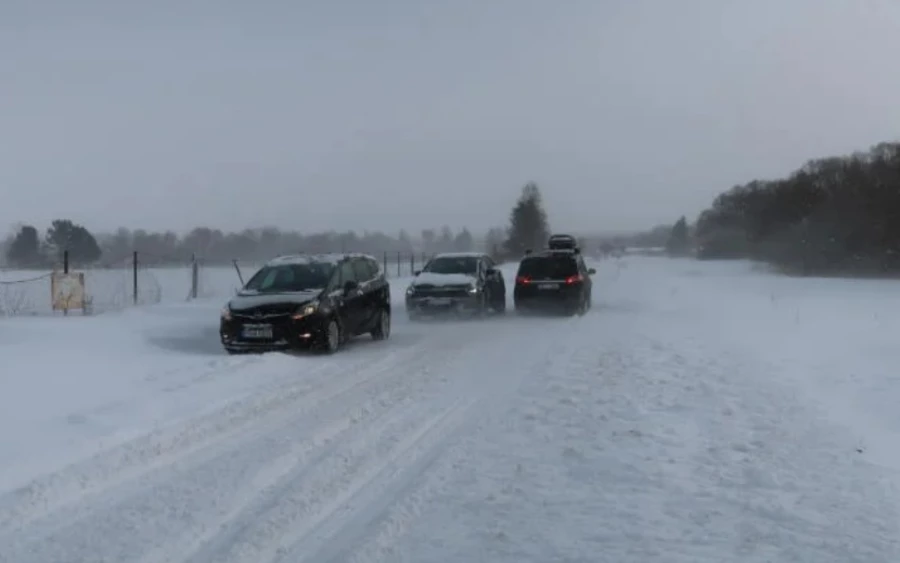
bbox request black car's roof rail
[266,252,381,266]
[431,251,486,258]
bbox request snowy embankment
[1,257,899,562]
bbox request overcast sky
[2,0,900,237]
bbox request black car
[220,253,390,354]
[513,249,596,316]
[405,252,506,319]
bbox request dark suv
[513,249,595,316]
[220,253,390,354]
[405,252,506,319]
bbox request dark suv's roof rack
[547,233,579,252]
[548,233,576,247]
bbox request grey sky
[2,0,900,237]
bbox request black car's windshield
[244,263,334,292]
[517,255,578,279]
[423,256,478,275]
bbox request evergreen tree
[45,219,102,266]
[666,216,690,255]
[6,225,42,267]
[504,182,550,257]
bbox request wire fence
[0,250,440,317]
[0,252,170,317]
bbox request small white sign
[51,272,85,311]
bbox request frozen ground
[1,257,899,562]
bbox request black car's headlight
[467,284,478,294]
[221,306,232,321]
[292,301,318,319]
[406,285,416,296]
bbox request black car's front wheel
[371,308,391,340]
[321,318,342,353]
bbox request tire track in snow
[273,396,482,563]
[179,395,480,563]
[142,353,261,387]
[165,319,571,563]
[0,319,499,563]
[329,315,588,563]
[0,340,427,534]
[134,339,476,563]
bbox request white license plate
[538,283,559,290]
[429,298,453,305]
[242,324,273,339]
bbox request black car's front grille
[226,314,295,343]
[231,304,296,319]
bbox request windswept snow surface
[2,258,900,562]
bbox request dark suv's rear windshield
[517,255,578,279]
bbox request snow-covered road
[2,257,900,562]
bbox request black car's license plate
[538,283,559,290]
[242,324,273,339]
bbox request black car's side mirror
[413,270,421,276]
[588,268,596,275]
[485,267,497,276]
[343,280,359,295]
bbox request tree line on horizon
[1,182,555,270]
[626,140,900,275]
[690,141,900,275]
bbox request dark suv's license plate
[242,324,273,339]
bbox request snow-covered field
[1,256,899,562]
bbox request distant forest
[0,182,569,269]
[693,141,900,276]
[0,221,495,269]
